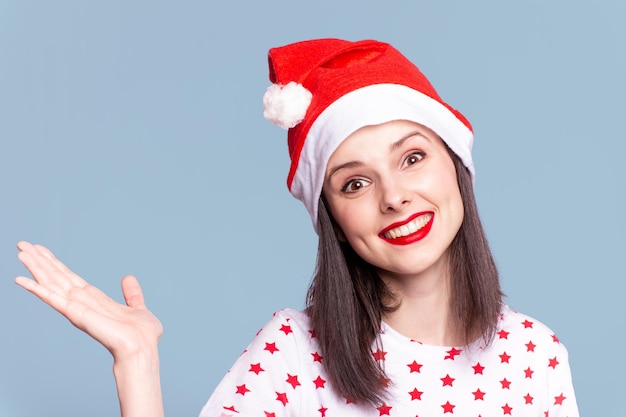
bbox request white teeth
[383,213,432,239]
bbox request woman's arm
[15,241,164,417]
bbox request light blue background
[1,1,624,416]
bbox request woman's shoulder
[254,308,314,341]
[495,304,570,357]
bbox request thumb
[121,275,146,309]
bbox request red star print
[500,378,511,389]
[499,351,511,363]
[441,401,455,413]
[223,405,237,412]
[311,352,323,362]
[524,393,534,404]
[309,329,317,338]
[473,388,485,400]
[318,406,328,416]
[554,393,566,405]
[264,342,279,354]
[502,403,513,414]
[525,341,536,352]
[249,363,265,374]
[472,362,485,374]
[276,392,288,406]
[372,349,387,361]
[498,330,510,339]
[313,375,326,389]
[236,384,250,395]
[444,347,462,360]
[552,334,560,343]
[524,367,534,378]
[409,387,423,400]
[380,377,391,388]
[377,404,392,416]
[441,374,455,387]
[280,324,293,335]
[264,412,276,417]
[286,374,301,389]
[407,360,423,373]
[522,319,534,328]
[548,357,559,369]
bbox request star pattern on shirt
[203,307,578,417]
[235,384,250,396]
[409,387,423,400]
[276,392,288,406]
[249,362,264,375]
[441,401,455,413]
[524,367,534,379]
[264,342,279,354]
[280,324,293,335]
[377,403,392,416]
[441,374,455,387]
[473,388,486,400]
[548,357,560,369]
[286,374,300,389]
[554,393,566,405]
[372,349,387,361]
[313,375,326,389]
[444,347,462,360]
[407,360,423,373]
[472,362,485,374]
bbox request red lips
[378,211,434,246]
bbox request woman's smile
[379,211,434,244]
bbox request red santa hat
[263,38,474,232]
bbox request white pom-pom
[263,81,313,130]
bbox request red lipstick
[378,211,434,246]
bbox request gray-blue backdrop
[1,1,624,416]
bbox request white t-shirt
[200,305,578,416]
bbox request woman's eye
[342,179,367,193]
[404,152,425,166]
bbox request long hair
[306,150,503,406]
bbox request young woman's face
[322,120,464,281]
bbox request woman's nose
[379,177,411,213]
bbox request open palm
[15,241,162,358]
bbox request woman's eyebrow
[326,160,364,181]
[390,130,428,150]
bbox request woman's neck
[380,263,461,346]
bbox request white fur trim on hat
[263,82,313,130]
[289,83,475,232]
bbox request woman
[15,38,578,416]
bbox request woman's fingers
[17,242,78,292]
[121,275,146,309]
[14,274,72,317]
[17,241,87,289]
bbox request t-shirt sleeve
[198,310,309,417]
[546,338,579,417]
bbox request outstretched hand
[15,241,163,359]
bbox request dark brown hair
[306,150,503,406]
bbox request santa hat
[263,38,474,233]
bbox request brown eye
[404,152,425,166]
[342,179,366,193]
